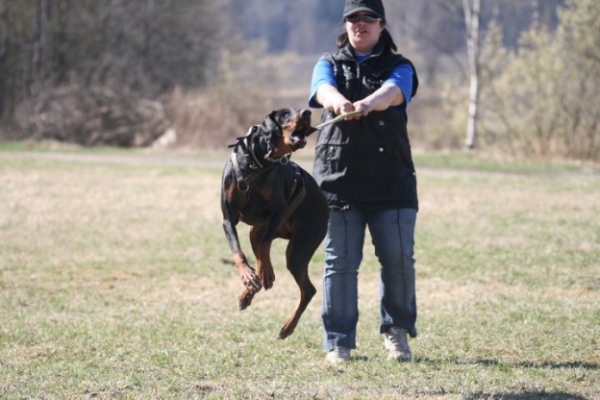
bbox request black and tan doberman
[221,108,329,339]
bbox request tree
[0,0,9,118]
[463,0,481,149]
[483,0,600,160]
[0,1,225,129]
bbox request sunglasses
[345,14,381,24]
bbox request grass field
[1,144,599,399]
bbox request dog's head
[261,109,317,161]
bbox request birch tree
[463,0,481,149]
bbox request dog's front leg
[226,228,262,310]
[231,252,262,292]
[222,204,262,294]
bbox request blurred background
[0,0,598,161]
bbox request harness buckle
[237,181,249,192]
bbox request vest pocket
[315,143,347,177]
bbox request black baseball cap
[343,0,386,22]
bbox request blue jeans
[322,207,417,351]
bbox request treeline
[454,0,600,160]
[0,0,567,117]
[0,0,598,160]
[0,0,224,145]
[0,0,222,108]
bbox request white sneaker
[325,348,351,364]
[384,327,412,361]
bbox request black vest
[312,41,419,211]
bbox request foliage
[0,0,221,121]
[10,85,169,146]
[163,38,302,149]
[481,0,600,160]
[2,0,597,162]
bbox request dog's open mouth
[290,135,307,150]
[284,109,315,152]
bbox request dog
[221,108,329,339]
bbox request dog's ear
[263,111,279,133]
[266,109,292,130]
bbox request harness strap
[242,135,264,169]
[230,150,267,192]
[229,127,304,215]
[281,163,306,221]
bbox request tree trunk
[0,0,8,119]
[463,0,481,150]
[54,0,71,85]
[0,0,6,63]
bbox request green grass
[1,146,599,399]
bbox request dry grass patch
[1,148,598,399]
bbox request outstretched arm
[315,84,355,116]
[350,84,405,118]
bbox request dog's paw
[261,271,276,290]
[238,289,256,310]
[241,268,262,292]
[278,325,294,340]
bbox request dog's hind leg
[277,226,320,339]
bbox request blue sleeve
[383,63,414,112]
[308,59,337,108]
[308,60,414,111]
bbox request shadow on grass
[416,357,599,371]
[410,358,595,400]
[472,358,598,371]
[465,392,588,400]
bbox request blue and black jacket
[312,40,419,211]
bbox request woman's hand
[352,84,405,117]
[316,84,355,116]
[316,83,405,120]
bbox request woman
[308,0,419,364]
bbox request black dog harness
[229,129,306,215]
